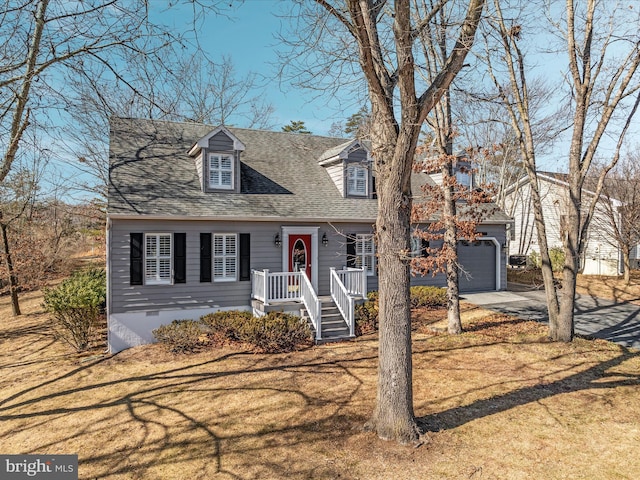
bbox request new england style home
[107,118,511,352]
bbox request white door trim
[478,236,501,291]
[281,226,319,290]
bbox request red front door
[289,234,312,280]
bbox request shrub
[355,291,379,335]
[528,250,541,268]
[237,312,311,353]
[528,248,565,272]
[549,247,565,272]
[152,319,206,353]
[410,286,447,308]
[200,310,253,343]
[43,268,106,352]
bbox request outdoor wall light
[274,233,281,247]
[322,232,329,246]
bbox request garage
[457,239,497,292]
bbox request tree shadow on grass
[418,346,639,433]
[0,348,379,479]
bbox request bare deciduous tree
[486,0,640,341]
[282,0,485,443]
[0,0,230,196]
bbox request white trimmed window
[145,233,172,285]
[347,165,368,196]
[209,153,234,189]
[213,234,237,281]
[356,234,376,275]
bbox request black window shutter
[130,233,143,285]
[421,239,430,257]
[371,176,377,199]
[239,233,250,281]
[346,233,356,268]
[200,233,212,282]
[174,233,186,284]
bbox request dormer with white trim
[425,154,475,189]
[188,126,246,193]
[318,140,375,199]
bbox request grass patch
[0,289,638,479]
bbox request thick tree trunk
[365,114,420,444]
[1,222,21,316]
[366,184,418,442]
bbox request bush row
[355,286,447,335]
[152,310,312,354]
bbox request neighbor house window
[356,234,376,275]
[145,233,172,284]
[214,233,237,281]
[347,165,368,196]
[209,153,234,189]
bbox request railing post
[349,298,355,337]
[316,297,322,341]
[360,268,367,297]
[263,269,269,306]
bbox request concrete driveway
[461,284,640,350]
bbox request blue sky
[157,0,352,135]
[153,1,639,171]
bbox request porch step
[301,297,354,344]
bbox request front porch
[251,267,367,342]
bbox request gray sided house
[107,118,510,352]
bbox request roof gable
[318,139,370,165]
[188,125,246,156]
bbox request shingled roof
[108,117,378,221]
[108,117,511,224]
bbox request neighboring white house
[504,171,633,276]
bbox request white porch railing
[330,268,355,337]
[251,269,322,339]
[299,272,322,340]
[336,267,367,298]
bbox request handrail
[330,268,355,337]
[299,272,322,340]
[337,267,367,297]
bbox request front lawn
[0,290,638,479]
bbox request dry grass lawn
[0,289,639,479]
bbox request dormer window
[347,165,368,196]
[209,153,234,190]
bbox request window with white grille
[356,234,375,275]
[347,165,368,196]
[209,154,234,189]
[213,234,237,281]
[145,233,172,284]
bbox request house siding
[505,176,621,275]
[108,219,379,315]
[325,163,344,195]
[109,219,507,316]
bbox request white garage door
[457,240,497,292]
